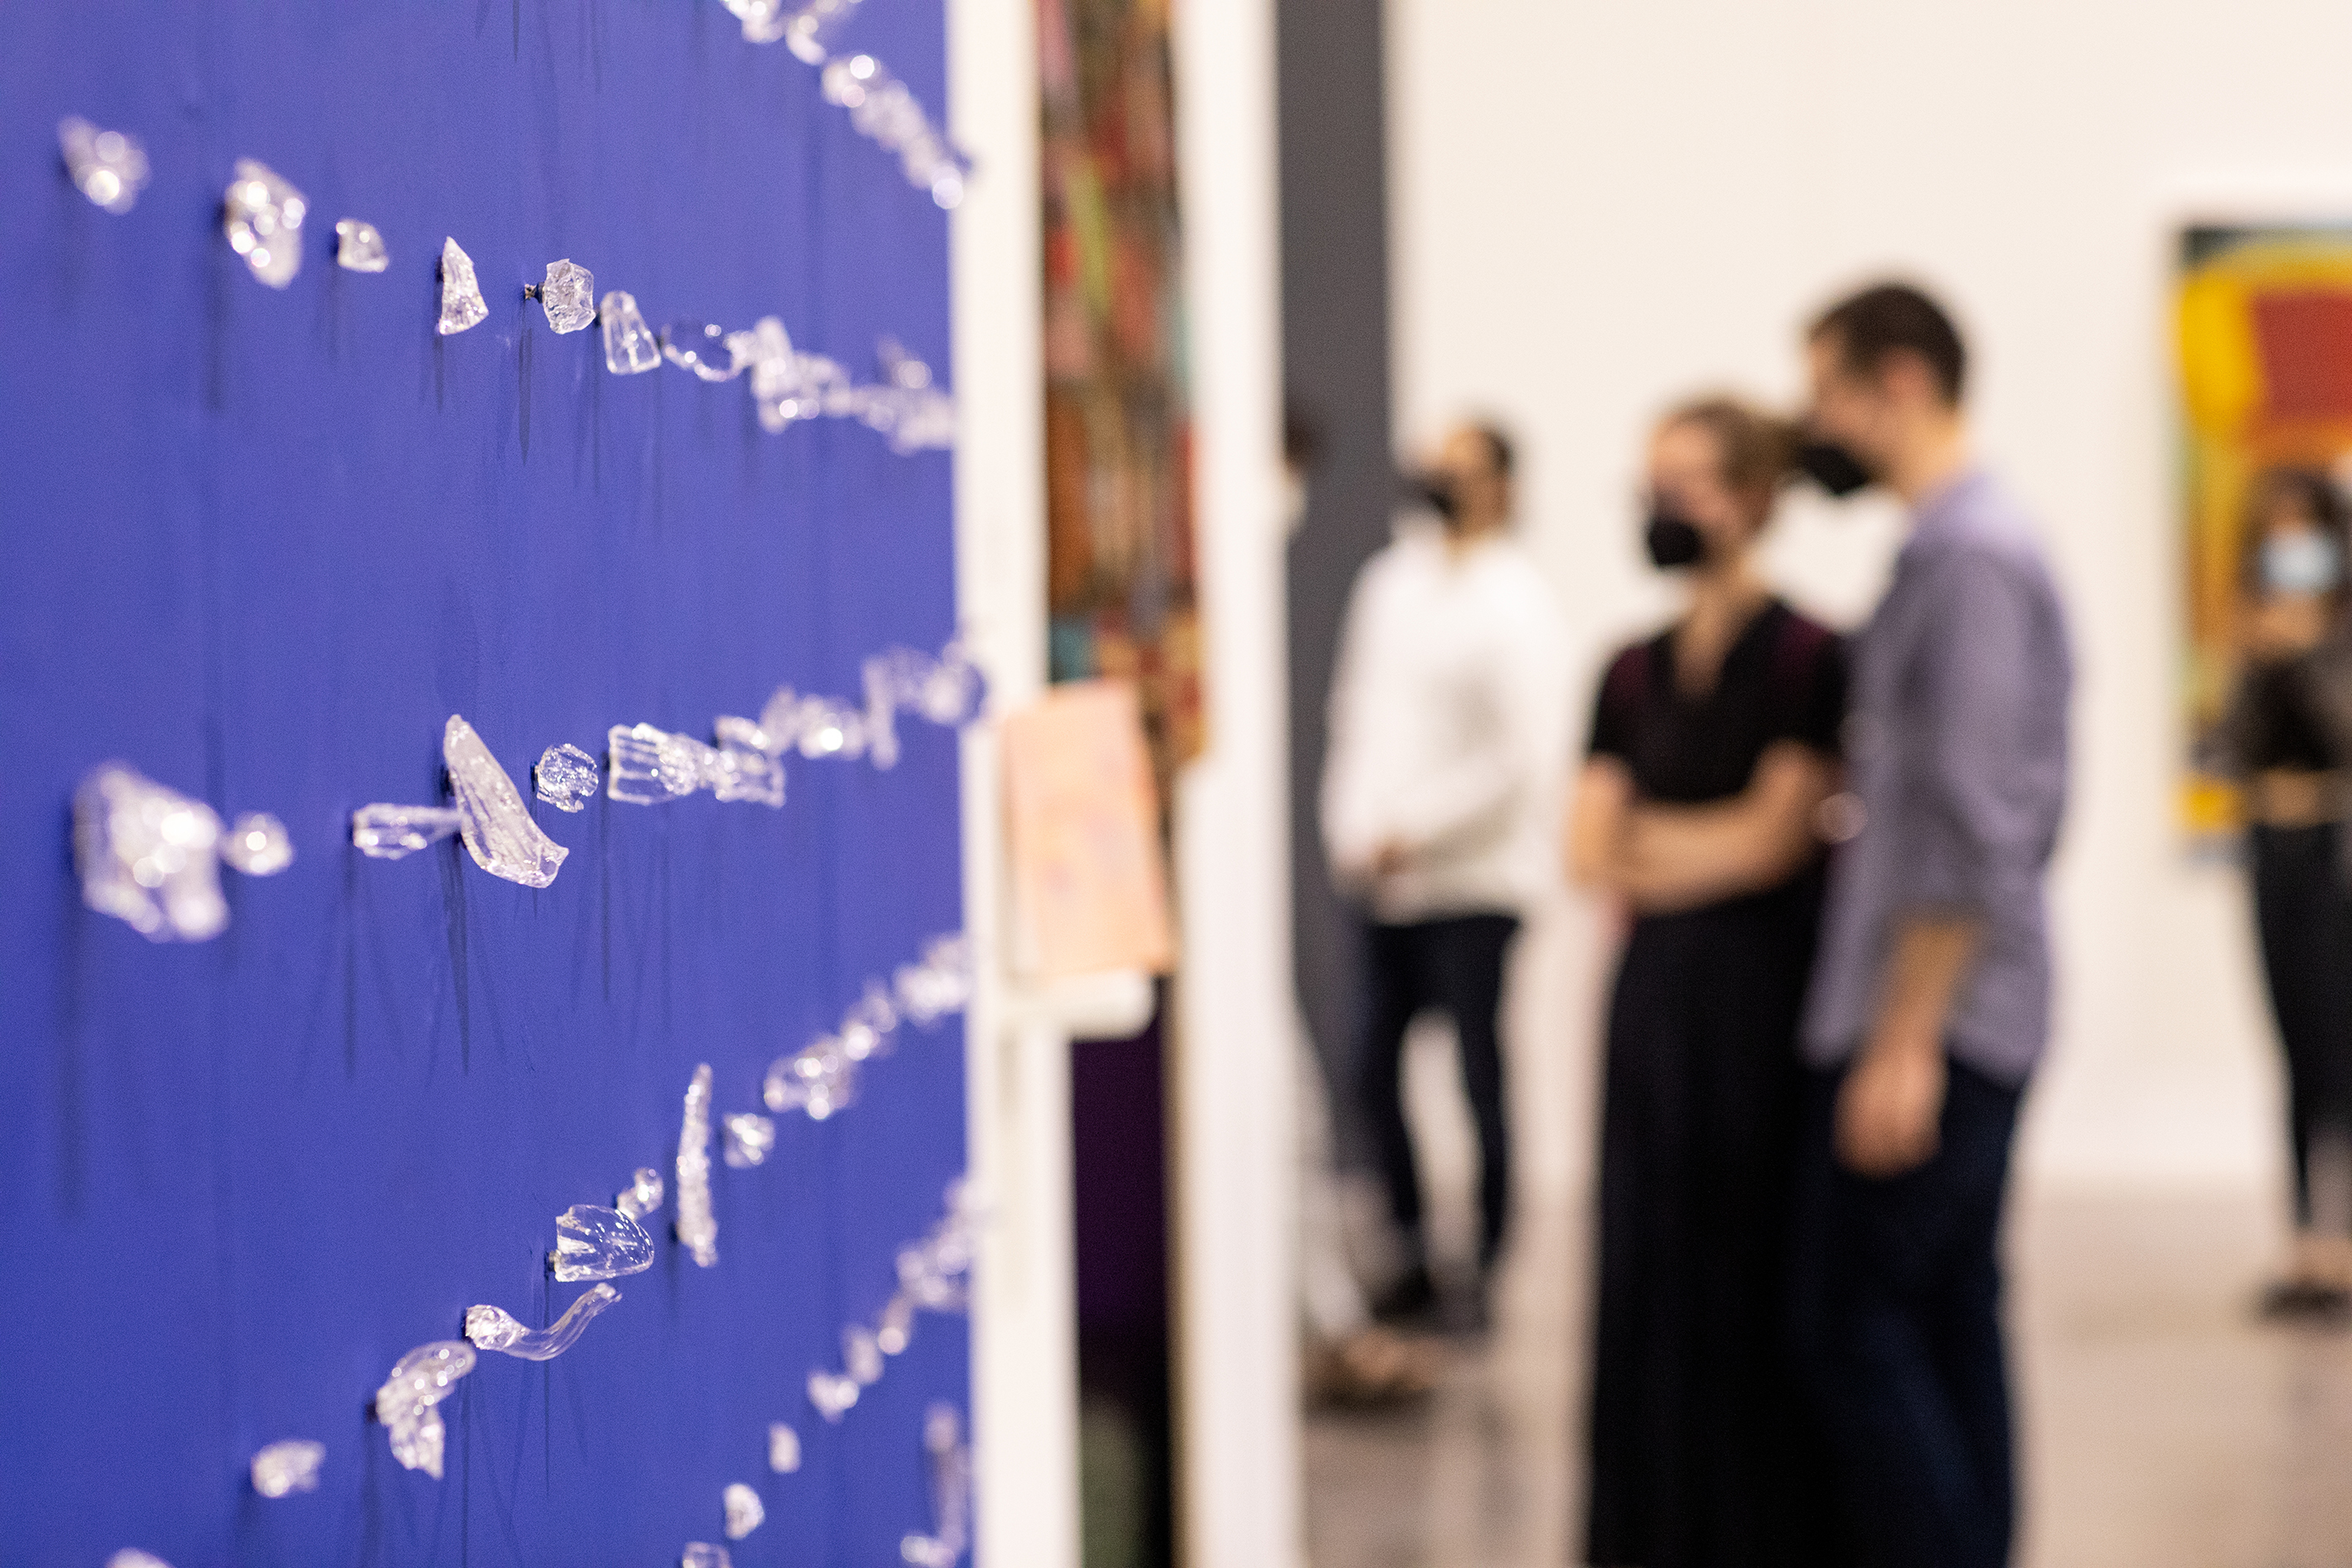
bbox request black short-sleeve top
[1587,599,1847,805]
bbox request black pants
[1357,912,1518,1267]
[2251,823,2352,1228]
[1790,1056,2024,1568]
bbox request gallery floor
[1304,1187,2352,1568]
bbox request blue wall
[0,3,965,1564]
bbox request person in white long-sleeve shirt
[1322,421,1570,1324]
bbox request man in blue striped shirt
[1788,283,2073,1568]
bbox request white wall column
[949,2,1081,1564]
[1169,0,1302,1563]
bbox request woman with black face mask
[1567,396,1847,1568]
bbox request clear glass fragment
[374,1340,477,1479]
[722,1112,776,1169]
[682,1546,732,1568]
[763,1037,856,1121]
[601,291,662,375]
[818,55,971,210]
[335,218,388,273]
[676,1063,719,1267]
[351,804,466,860]
[249,1438,325,1498]
[606,721,780,808]
[74,764,228,942]
[907,1408,974,1566]
[900,1404,971,1568]
[895,935,975,1025]
[533,259,596,333]
[221,812,294,876]
[552,1204,656,1281]
[466,1282,621,1361]
[533,743,601,812]
[876,1294,914,1355]
[617,1167,665,1221]
[606,722,711,804]
[768,1422,802,1474]
[710,726,786,807]
[663,322,746,383]
[437,238,489,335]
[843,1324,884,1385]
[781,0,868,63]
[723,1481,766,1540]
[807,1370,861,1423]
[895,1180,981,1314]
[723,0,790,43]
[59,117,150,214]
[223,159,307,287]
[444,715,568,887]
[107,1554,172,1568]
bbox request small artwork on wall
[2175,219,2352,836]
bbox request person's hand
[1835,1027,1945,1177]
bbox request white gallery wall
[1386,0,2352,1197]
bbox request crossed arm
[1565,741,1838,916]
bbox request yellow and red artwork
[2176,223,2352,832]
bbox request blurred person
[1321,419,1569,1329]
[1569,396,1847,1568]
[1288,401,1441,1405]
[1788,283,2072,1568]
[2211,468,2352,1319]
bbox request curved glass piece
[676,1064,718,1266]
[374,1340,477,1479]
[768,1422,801,1474]
[249,1438,325,1497]
[551,1204,655,1282]
[465,1282,621,1361]
[444,715,568,887]
[662,322,747,382]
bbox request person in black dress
[1567,396,1847,1568]
[2211,468,2352,1319]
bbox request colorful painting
[1037,0,1202,800]
[2176,223,2352,832]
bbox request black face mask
[1402,469,1461,522]
[1795,439,1873,498]
[1645,511,1707,569]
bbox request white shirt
[1320,522,1572,924]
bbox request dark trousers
[1790,1055,2024,1568]
[1357,912,1518,1267]
[2251,823,2352,1227]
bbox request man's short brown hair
[1809,282,1967,406]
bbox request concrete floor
[1304,1187,2352,1568]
